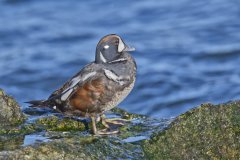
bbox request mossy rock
[0,135,145,160]
[0,124,37,135]
[0,116,86,136]
[0,135,24,151]
[143,101,240,159]
[36,115,85,132]
[0,104,170,159]
[0,89,25,126]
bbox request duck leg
[91,116,97,135]
[101,114,128,126]
[97,128,119,135]
[91,116,119,135]
[100,114,110,128]
[95,114,131,135]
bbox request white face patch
[100,51,107,63]
[118,37,125,52]
[53,106,57,110]
[104,45,109,49]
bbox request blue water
[0,0,240,118]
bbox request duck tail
[25,100,49,108]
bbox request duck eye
[104,45,110,49]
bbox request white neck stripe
[100,51,107,63]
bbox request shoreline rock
[0,109,169,159]
[0,89,25,127]
[0,89,170,159]
[143,101,240,159]
[1,88,240,159]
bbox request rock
[3,87,240,159]
[143,101,240,159]
[0,89,25,127]
[0,135,142,159]
[0,105,171,159]
[0,135,24,151]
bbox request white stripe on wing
[60,71,97,101]
[103,69,125,85]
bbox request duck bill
[123,45,135,52]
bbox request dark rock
[3,87,240,159]
[143,101,240,159]
[0,89,25,127]
[0,105,170,159]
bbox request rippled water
[0,0,240,118]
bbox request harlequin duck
[27,34,137,135]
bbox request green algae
[0,135,24,151]
[36,116,85,132]
[143,101,240,159]
[0,123,43,137]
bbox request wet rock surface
[0,109,170,159]
[1,89,240,159]
[143,101,240,159]
[0,89,170,159]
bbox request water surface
[0,0,240,118]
